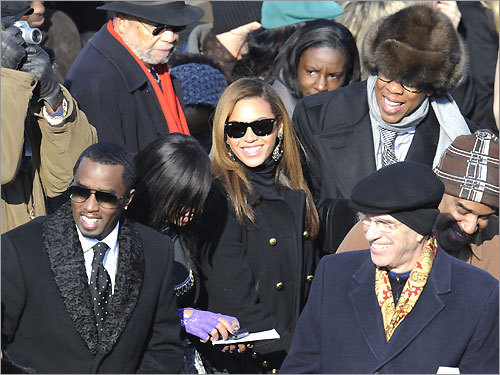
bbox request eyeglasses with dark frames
[134,17,186,36]
[358,213,402,233]
[224,118,278,139]
[377,74,420,94]
[68,185,128,209]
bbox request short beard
[122,33,173,66]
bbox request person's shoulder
[3,216,46,241]
[297,80,367,112]
[441,249,498,290]
[320,249,370,271]
[130,220,174,258]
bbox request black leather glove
[1,24,26,70]
[19,45,63,110]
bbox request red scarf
[107,20,189,135]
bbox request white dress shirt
[77,223,120,294]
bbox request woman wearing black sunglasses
[196,77,320,373]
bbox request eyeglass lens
[225,118,276,139]
[377,75,419,93]
[358,213,397,232]
[69,185,122,208]
[152,24,186,36]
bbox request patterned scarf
[106,20,190,135]
[375,235,438,342]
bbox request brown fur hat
[361,4,467,96]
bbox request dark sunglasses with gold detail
[224,118,277,139]
[68,185,128,209]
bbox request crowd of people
[1,1,499,374]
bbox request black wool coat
[64,24,184,154]
[292,80,477,252]
[196,183,319,373]
[1,201,183,373]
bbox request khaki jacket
[1,68,97,233]
[337,216,499,279]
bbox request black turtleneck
[243,157,280,199]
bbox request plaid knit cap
[434,130,499,209]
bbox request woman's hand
[179,308,240,342]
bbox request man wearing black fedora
[65,1,204,154]
[281,162,499,373]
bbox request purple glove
[179,308,239,341]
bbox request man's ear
[113,14,128,35]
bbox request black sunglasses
[151,24,187,36]
[134,16,186,36]
[224,118,277,139]
[68,185,127,209]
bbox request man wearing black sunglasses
[292,5,478,253]
[2,142,184,373]
[65,1,204,154]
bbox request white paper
[212,329,280,345]
[436,366,460,374]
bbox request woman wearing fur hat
[292,4,478,253]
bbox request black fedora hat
[97,1,204,26]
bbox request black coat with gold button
[196,182,319,372]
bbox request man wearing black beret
[281,162,499,374]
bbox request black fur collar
[42,201,145,355]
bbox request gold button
[275,282,283,291]
[271,369,278,374]
[251,351,258,359]
[302,230,309,239]
[269,238,277,246]
[306,275,314,283]
[262,360,269,368]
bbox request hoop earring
[272,133,283,162]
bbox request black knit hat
[350,162,444,236]
[211,1,262,35]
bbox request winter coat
[1,68,97,233]
[1,202,184,373]
[292,80,477,252]
[281,248,499,374]
[65,24,184,154]
[196,182,319,373]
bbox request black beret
[350,162,444,235]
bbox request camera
[13,20,42,45]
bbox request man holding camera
[1,1,97,233]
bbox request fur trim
[43,201,145,355]
[361,4,467,96]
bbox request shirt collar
[77,222,120,254]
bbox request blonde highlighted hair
[210,78,319,239]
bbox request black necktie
[90,242,111,336]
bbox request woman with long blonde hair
[197,77,319,373]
